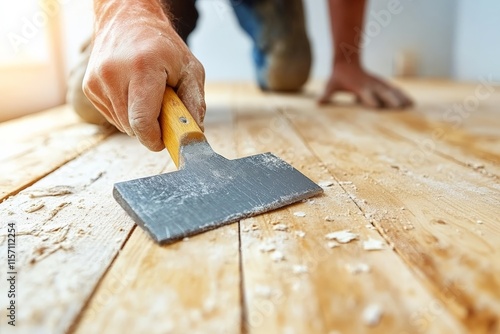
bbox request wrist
[333,51,361,68]
[94,0,170,31]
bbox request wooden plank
[72,87,242,334]
[0,105,113,201]
[371,80,500,177]
[275,84,500,332]
[0,133,168,333]
[231,85,465,333]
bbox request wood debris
[271,251,285,262]
[326,241,339,249]
[324,216,335,222]
[362,304,383,326]
[46,202,70,221]
[293,211,306,217]
[272,224,288,231]
[346,263,371,274]
[28,185,75,198]
[325,230,359,243]
[318,180,335,188]
[254,285,273,298]
[363,238,386,251]
[259,243,276,253]
[294,231,306,238]
[292,265,308,274]
[24,202,45,213]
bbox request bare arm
[84,0,206,151]
[320,0,412,108]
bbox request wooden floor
[1,80,499,334]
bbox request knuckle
[96,60,118,80]
[131,52,154,72]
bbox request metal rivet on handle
[179,117,188,124]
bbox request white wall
[189,0,457,81]
[453,1,500,81]
[362,0,456,78]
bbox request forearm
[327,0,367,66]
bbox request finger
[82,74,123,130]
[111,85,133,136]
[176,65,206,131]
[374,84,402,108]
[357,88,381,109]
[83,87,121,130]
[393,88,414,108]
[128,72,167,152]
[372,77,413,108]
[318,79,338,105]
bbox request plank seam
[0,128,115,204]
[238,221,248,334]
[67,224,138,334]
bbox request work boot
[231,0,312,91]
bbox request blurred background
[1,0,499,122]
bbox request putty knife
[113,87,322,244]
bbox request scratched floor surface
[0,80,499,334]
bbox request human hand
[83,0,206,151]
[319,63,413,109]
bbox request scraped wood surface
[0,80,498,334]
[0,106,112,201]
[72,88,242,334]
[232,88,465,333]
[0,134,168,333]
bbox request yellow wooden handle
[159,86,206,167]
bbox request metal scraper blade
[113,144,322,244]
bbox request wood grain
[1,80,498,333]
[281,82,500,332]
[0,134,168,333]
[232,85,466,333]
[0,105,112,202]
[72,87,242,334]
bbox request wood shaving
[254,285,273,298]
[327,241,339,249]
[272,224,288,231]
[324,216,335,222]
[292,265,308,274]
[318,180,335,188]
[294,231,306,238]
[476,220,483,224]
[325,230,359,243]
[338,181,353,185]
[363,238,385,251]
[46,202,70,221]
[259,243,276,252]
[365,224,376,230]
[293,211,306,217]
[28,185,75,198]
[346,263,371,274]
[362,304,383,326]
[271,251,285,262]
[24,202,45,213]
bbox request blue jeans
[164,0,311,91]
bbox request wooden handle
[159,86,206,167]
